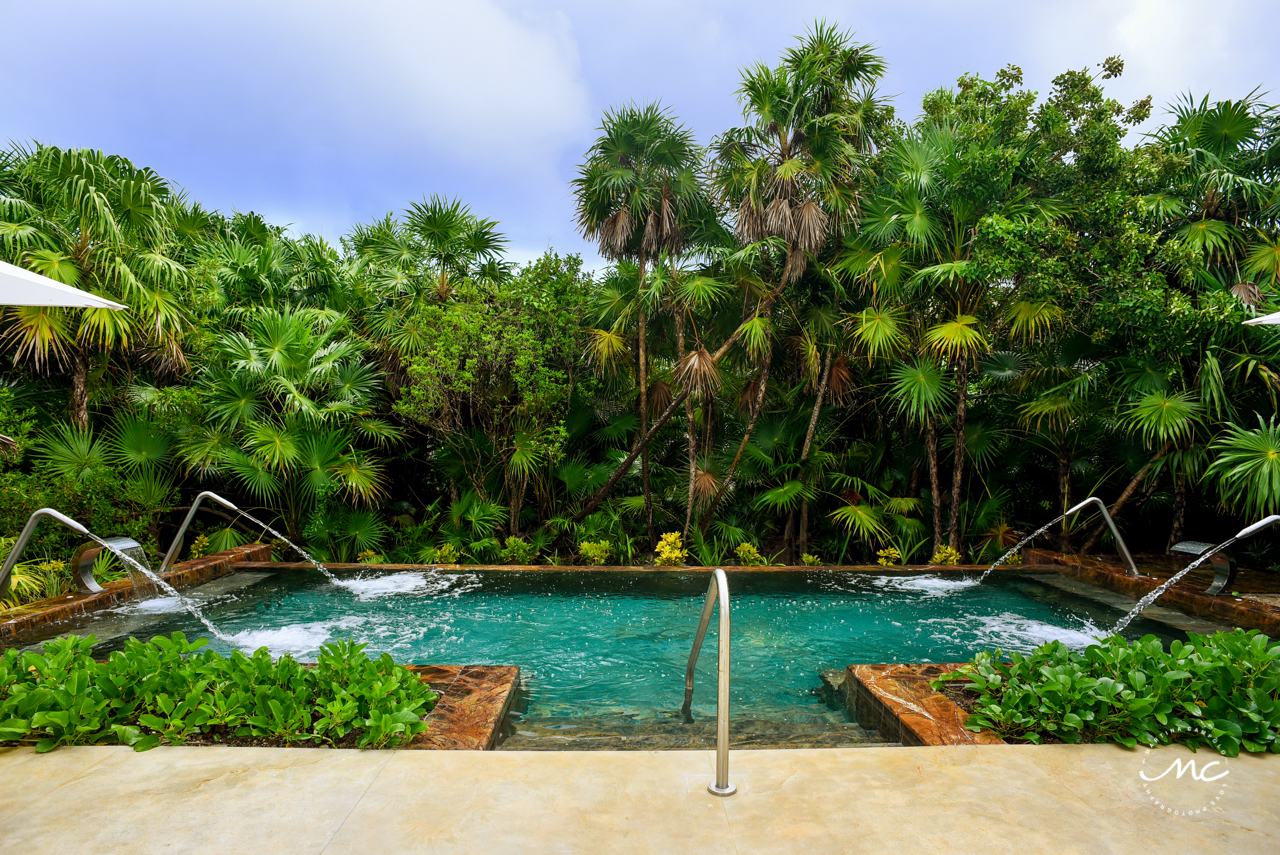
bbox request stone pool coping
[839,662,1003,747]
[405,665,520,750]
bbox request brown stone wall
[845,664,1004,747]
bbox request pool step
[497,716,890,751]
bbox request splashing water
[871,575,981,597]
[229,507,339,583]
[978,511,1071,583]
[1110,538,1238,634]
[115,539,160,599]
[86,534,232,642]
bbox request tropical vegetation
[0,633,436,752]
[3,23,1280,595]
[934,629,1280,757]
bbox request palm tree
[852,111,1067,550]
[346,197,509,391]
[702,23,887,528]
[573,102,703,548]
[888,359,953,549]
[0,145,191,429]
[182,307,396,538]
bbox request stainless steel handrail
[681,568,735,797]
[0,508,96,598]
[1067,497,1140,576]
[160,491,243,573]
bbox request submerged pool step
[497,716,891,751]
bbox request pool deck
[2,743,1276,854]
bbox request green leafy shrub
[929,545,962,566]
[187,534,210,561]
[499,536,536,565]
[426,543,460,565]
[654,532,687,566]
[356,549,385,564]
[268,538,290,561]
[578,540,613,565]
[876,547,902,567]
[734,542,764,566]
[0,633,437,752]
[933,630,1280,757]
[801,553,821,566]
[0,544,76,608]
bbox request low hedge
[0,633,437,752]
[934,629,1280,756]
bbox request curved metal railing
[0,508,96,599]
[159,491,243,573]
[681,568,735,797]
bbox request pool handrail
[0,508,99,599]
[1066,496,1140,576]
[160,491,243,574]
[681,568,735,797]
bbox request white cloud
[1026,0,1260,119]
[0,0,593,179]
[289,1,593,171]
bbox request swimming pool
[35,568,1191,728]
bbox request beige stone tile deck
[0,743,1275,854]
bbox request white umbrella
[1243,311,1280,326]
[0,259,126,310]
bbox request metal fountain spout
[1063,497,1140,577]
[1111,513,1280,634]
[159,490,337,583]
[160,491,243,573]
[0,508,96,599]
[1235,515,1280,540]
[979,495,1141,582]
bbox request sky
[1,1,1275,267]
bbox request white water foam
[335,570,482,600]
[228,616,365,657]
[922,611,1105,652]
[127,596,188,614]
[872,575,982,597]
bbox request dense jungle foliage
[3,24,1280,599]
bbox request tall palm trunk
[676,311,698,540]
[69,348,91,431]
[797,348,834,557]
[700,349,772,532]
[509,473,527,538]
[926,414,943,552]
[1167,469,1188,552]
[572,277,790,523]
[635,255,656,550]
[946,360,970,550]
[1057,433,1072,552]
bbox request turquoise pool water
[67,569,1185,723]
